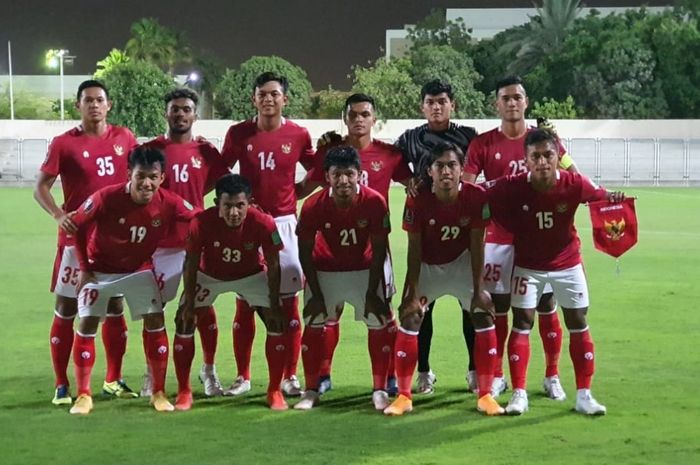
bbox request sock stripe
[474,325,496,333]
[105,312,125,318]
[76,331,97,338]
[568,326,590,334]
[512,328,531,335]
[175,333,195,338]
[398,326,419,336]
[54,311,76,320]
[145,326,166,333]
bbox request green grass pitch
[0,187,698,465]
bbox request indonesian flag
[588,198,638,258]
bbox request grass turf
[0,186,698,465]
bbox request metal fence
[1,136,698,186]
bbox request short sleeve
[41,138,62,176]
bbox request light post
[46,49,76,120]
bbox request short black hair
[77,80,109,101]
[164,88,199,107]
[524,128,560,152]
[323,145,361,172]
[215,174,252,199]
[495,75,525,95]
[421,79,453,101]
[128,145,166,171]
[420,141,465,186]
[344,93,376,114]
[253,72,289,94]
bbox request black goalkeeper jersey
[395,122,478,174]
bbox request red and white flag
[588,198,638,258]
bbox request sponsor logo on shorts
[281,143,292,154]
[208,324,217,331]
[289,319,300,328]
[382,345,392,353]
[233,322,240,330]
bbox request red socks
[320,320,340,378]
[233,298,256,380]
[538,310,562,378]
[196,306,218,365]
[507,329,531,390]
[73,333,96,396]
[475,326,498,398]
[300,326,324,391]
[282,296,301,379]
[50,313,74,387]
[394,328,418,399]
[173,334,195,393]
[385,319,398,381]
[494,313,509,378]
[265,334,287,392]
[144,328,169,394]
[368,328,392,390]
[569,328,595,389]
[102,313,128,383]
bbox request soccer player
[174,174,289,411]
[221,72,314,397]
[34,80,138,405]
[465,75,578,401]
[395,79,479,394]
[140,88,228,397]
[67,145,196,415]
[384,142,503,416]
[486,128,624,415]
[299,93,412,394]
[294,146,394,411]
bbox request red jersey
[486,170,608,271]
[307,139,412,201]
[72,184,196,273]
[40,125,138,246]
[297,185,390,272]
[466,127,568,245]
[402,182,489,265]
[221,119,314,217]
[187,206,283,281]
[142,136,228,248]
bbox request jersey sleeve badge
[271,229,282,246]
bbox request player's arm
[364,232,390,324]
[298,236,326,326]
[34,171,78,234]
[71,194,103,292]
[469,227,493,316]
[261,246,285,333]
[180,248,200,324]
[559,153,579,173]
[295,172,323,200]
[399,231,423,322]
[578,174,626,204]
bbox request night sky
[0,0,671,89]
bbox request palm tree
[94,49,130,79]
[125,18,190,73]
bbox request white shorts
[304,269,388,329]
[178,270,271,308]
[483,243,553,297]
[275,215,303,295]
[152,247,186,302]
[510,264,589,310]
[52,245,80,298]
[78,270,163,321]
[417,249,474,311]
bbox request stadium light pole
[46,49,76,120]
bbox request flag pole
[8,41,15,120]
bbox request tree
[407,44,487,118]
[95,49,130,79]
[351,58,420,119]
[0,87,56,119]
[214,56,313,120]
[406,8,473,53]
[124,18,190,73]
[530,96,578,119]
[310,86,351,119]
[101,60,175,137]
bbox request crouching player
[486,129,625,415]
[294,146,394,411]
[384,142,504,416]
[68,146,196,415]
[174,174,289,411]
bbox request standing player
[34,80,138,405]
[299,93,412,394]
[465,75,578,401]
[174,174,289,411]
[384,142,503,416]
[486,129,623,415]
[68,146,196,415]
[294,146,394,411]
[395,79,479,394]
[221,72,314,397]
[140,88,227,397]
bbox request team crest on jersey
[495,152,502,160]
[556,203,568,213]
[191,156,202,169]
[113,145,124,156]
[281,143,292,154]
[604,219,626,241]
[83,197,94,213]
[458,217,471,227]
[82,150,90,158]
[152,218,162,227]
[213,241,220,248]
[371,161,383,172]
[243,242,254,250]
[357,219,369,228]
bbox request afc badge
[495,152,502,160]
[113,145,124,156]
[82,150,90,158]
[191,156,202,169]
[152,218,162,227]
[371,161,383,172]
[243,242,255,251]
[281,143,292,154]
[556,203,568,213]
[357,219,369,228]
[458,217,470,227]
[604,219,626,241]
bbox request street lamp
[46,49,76,120]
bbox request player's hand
[76,270,97,293]
[364,292,390,326]
[537,117,558,135]
[176,302,196,327]
[405,177,423,197]
[470,289,495,319]
[607,191,626,203]
[316,130,342,149]
[303,295,328,326]
[55,211,78,234]
[399,296,424,320]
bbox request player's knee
[511,308,535,330]
[469,310,493,329]
[492,293,511,314]
[143,313,165,330]
[55,295,78,318]
[106,296,125,315]
[562,307,588,330]
[400,312,423,332]
[77,316,100,335]
[536,292,556,314]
